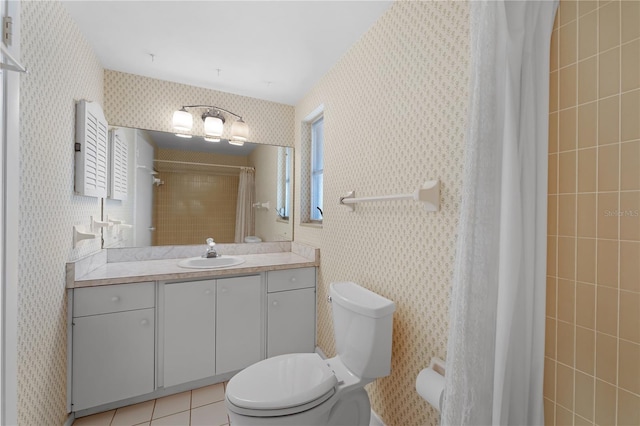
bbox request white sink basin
[177,256,245,269]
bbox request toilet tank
[329,282,396,379]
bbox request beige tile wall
[546,1,640,425]
[153,149,247,245]
[153,172,239,245]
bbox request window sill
[300,222,323,229]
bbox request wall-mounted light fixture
[172,105,249,146]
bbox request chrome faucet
[203,237,220,258]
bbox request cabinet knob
[140,319,149,326]
[220,287,228,293]
[272,300,279,306]
[204,289,212,295]
[290,277,297,282]
[111,296,120,302]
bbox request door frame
[1,0,21,423]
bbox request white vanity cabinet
[162,274,263,387]
[71,282,155,412]
[69,263,317,414]
[266,268,316,357]
[163,279,216,387]
[216,275,262,374]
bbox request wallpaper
[18,1,104,423]
[294,1,470,425]
[104,70,295,148]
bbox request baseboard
[64,413,75,426]
[370,409,386,426]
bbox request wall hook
[73,225,99,248]
[91,215,110,232]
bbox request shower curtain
[443,1,557,425]
[234,168,255,243]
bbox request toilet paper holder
[416,357,446,412]
[429,357,446,376]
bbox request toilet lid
[226,353,338,411]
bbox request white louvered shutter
[109,128,128,201]
[75,100,108,198]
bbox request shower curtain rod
[153,159,254,170]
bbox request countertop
[70,252,317,288]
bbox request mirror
[102,127,293,248]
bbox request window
[310,116,324,222]
[276,146,291,220]
[300,104,324,225]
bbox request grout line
[571,28,580,412]
[149,397,158,423]
[187,390,193,426]
[613,14,623,423]
[592,7,600,420]
[575,412,592,425]
[551,31,561,416]
[552,87,639,119]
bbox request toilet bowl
[225,281,395,426]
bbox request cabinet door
[216,275,262,374]
[267,287,316,357]
[72,308,154,411]
[164,280,216,387]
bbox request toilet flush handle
[327,295,332,303]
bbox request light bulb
[230,118,248,142]
[172,108,193,133]
[204,115,224,138]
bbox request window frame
[276,146,291,222]
[309,115,324,223]
[300,104,324,226]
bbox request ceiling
[62,1,393,106]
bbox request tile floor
[72,382,231,426]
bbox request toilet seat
[226,353,338,415]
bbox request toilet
[225,281,396,426]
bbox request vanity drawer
[73,282,155,317]
[267,268,315,293]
